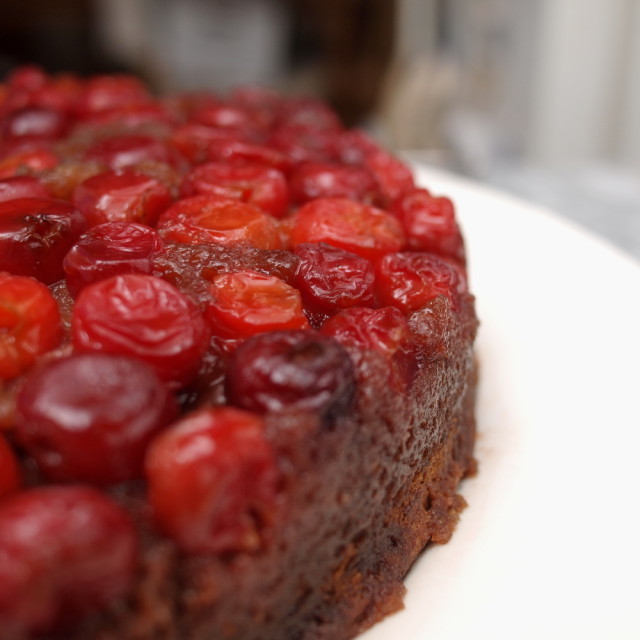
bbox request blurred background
[1,0,639,259]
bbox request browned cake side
[63,294,477,640]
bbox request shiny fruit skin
[0,273,62,380]
[0,434,20,500]
[16,353,177,484]
[145,407,278,554]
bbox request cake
[0,66,478,640]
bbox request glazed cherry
[205,270,309,339]
[64,222,163,296]
[290,197,405,261]
[2,106,70,141]
[363,149,414,204]
[16,353,177,484]
[275,98,342,132]
[0,197,86,283]
[321,306,416,388]
[205,138,290,174]
[0,146,59,180]
[0,273,62,380]
[72,274,209,386]
[293,243,376,314]
[375,252,462,314]
[0,486,137,636]
[226,330,355,417]
[170,123,248,164]
[391,188,465,264]
[288,162,380,205]
[84,135,175,170]
[189,102,266,139]
[0,176,50,202]
[145,407,279,554]
[0,434,20,499]
[157,195,280,250]
[181,162,289,218]
[74,73,151,115]
[72,169,173,228]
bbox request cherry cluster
[0,65,467,635]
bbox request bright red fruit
[0,176,50,202]
[0,146,59,179]
[72,274,209,386]
[181,162,289,218]
[0,273,62,380]
[2,106,70,141]
[0,486,137,636]
[84,135,175,170]
[290,197,405,261]
[72,169,173,228]
[225,330,355,417]
[375,252,462,314]
[288,162,380,205]
[391,188,465,264]
[157,195,280,249]
[205,270,309,339]
[363,149,414,204]
[321,305,416,388]
[0,434,20,499]
[64,222,163,296]
[16,353,177,484]
[205,138,290,174]
[74,74,151,115]
[0,197,86,283]
[293,243,375,314]
[145,407,279,554]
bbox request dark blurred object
[289,0,396,125]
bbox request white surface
[361,166,640,640]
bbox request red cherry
[16,353,177,484]
[0,434,20,499]
[145,407,279,554]
[157,195,281,250]
[2,107,70,141]
[181,162,289,218]
[391,188,465,264]
[84,135,175,170]
[170,123,248,165]
[0,146,59,180]
[72,274,209,386]
[64,222,163,296]
[72,169,173,228]
[0,273,62,380]
[0,176,50,202]
[290,197,405,261]
[375,251,463,314]
[205,270,309,339]
[321,305,416,388]
[0,486,137,636]
[74,74,151,116]
[205,138,290,174]
[363,149,414,204]
[0,197,87,283]
[288,162,380,205]
[293,243,376,314]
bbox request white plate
[361,166,640,640]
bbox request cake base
[62,293,477,640]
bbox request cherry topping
[72,169,173,228]
[321,306,416,388]
[181,162,289,218]
[72,274,209,386]
[293,243,376,314]
[0,434,20,499]
[290,197,405,261]
[375,252,462,314]
[16,353,177,484]
[74,74,151,115]
[157,195,280,250]
[288,162,380,205]
[391,188,465,264]
[205,138,290,174]
[0,197,86,283]
[0,146,59,180]
[2,106,70,141]
[145,406,278,554]
[363,149,414,204]
[226,330,355,417]
[84,135,175,170]
[205,270,309,339]
[64,222,163,296]
[0,486,137,636]
[0,273,62,380]
[0,176,50,202]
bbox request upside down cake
[0,66,478,640]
